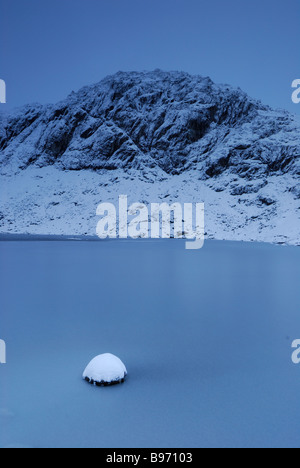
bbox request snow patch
[83,353,127,386]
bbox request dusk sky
[0,0,299,114]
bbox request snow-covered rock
[83,353,127,386]
[0,70,299,244]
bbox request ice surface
[83,353,127,385]
[0,239,300,448]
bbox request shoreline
[0,233,298,248]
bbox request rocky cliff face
[0,70,299,244]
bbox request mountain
[0,70,299,244]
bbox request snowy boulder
[83,353,127,386]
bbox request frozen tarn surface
[0,71,299,245]
[0,239,300,448]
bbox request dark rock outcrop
[0,70,299,183]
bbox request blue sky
[0,0,299,114]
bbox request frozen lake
[0,239,299,448]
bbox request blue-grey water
[0,239,299,448]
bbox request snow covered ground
[0,239,299,448]
[0,166,299,246]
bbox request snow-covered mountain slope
[0,70,299,244]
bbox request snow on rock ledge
[83,353,127,386]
